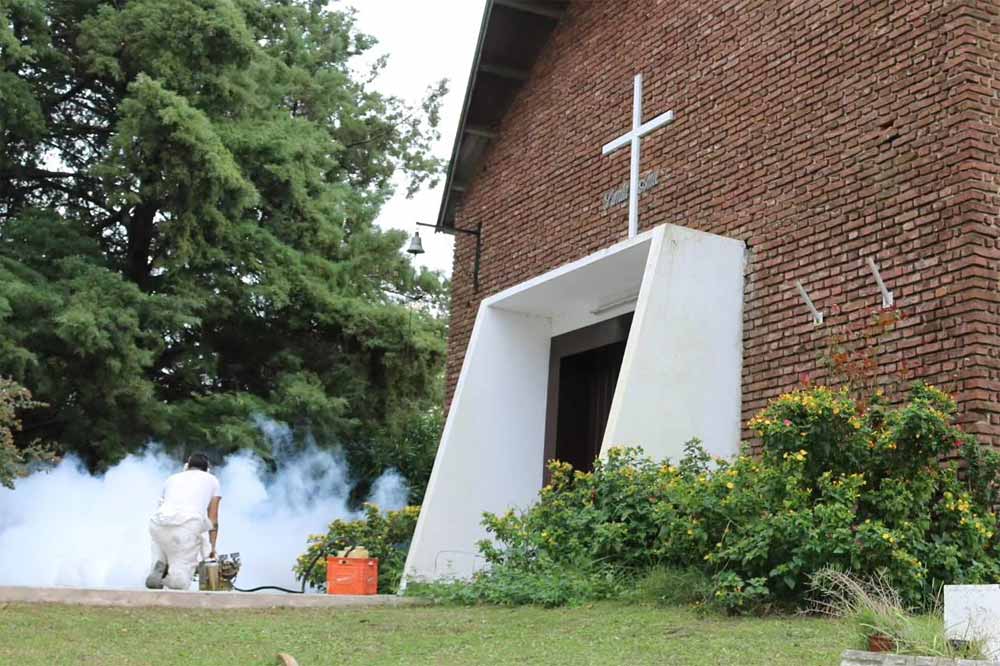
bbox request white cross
[601,74,675,238]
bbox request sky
[348,0,488,277]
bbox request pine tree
[0,0,448,479]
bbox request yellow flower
[726,482,735,490]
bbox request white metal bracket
[866,256,894,309]
[795,281,824,326]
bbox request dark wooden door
[544,314,632,477]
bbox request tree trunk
[125,202,158,290]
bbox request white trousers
[148,513,208,590]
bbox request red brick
[444,0,1000,449]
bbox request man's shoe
[145,560,167,589]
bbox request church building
[402,0,1000,583]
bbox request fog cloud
[0,419,408,591]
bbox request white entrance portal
[401,224,746,585]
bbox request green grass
[1,601,856,665]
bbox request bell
[406,231,425,256]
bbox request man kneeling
[145,453,222,590]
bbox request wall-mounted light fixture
[413,221,483,291]
[590,292,640,316]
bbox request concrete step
[0,585,424,610]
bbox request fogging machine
[196,552,241,591]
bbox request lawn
[1,601,856,665]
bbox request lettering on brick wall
[601,171,659,212]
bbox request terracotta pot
[867,633,895,653]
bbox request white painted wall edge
[484,227,658,309]
[944,585,1000,660]
[401,223,745,587]
[401,231,661,589]
[603,224,746,463]
[400,305,551,588]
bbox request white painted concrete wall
[945,585,1000,659]
[602,225,745,462]
[402,225,745,586]
[401,305,551,582]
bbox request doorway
[544,313,633,476]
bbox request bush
[0,377,47,489]
[295,504,419,594]
[468,383,1000,612]
[624,566,714,607]
[742,383,1000,607]
[409,558,625,608]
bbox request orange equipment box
[326,557,378,595]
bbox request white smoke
[0,418,410,591]
[367,468,410,510]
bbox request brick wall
[446,0,1000,448]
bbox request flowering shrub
[471,383,1000,611]
[479,449,666,573]
[295,504,420,593]
[0,377,48,489]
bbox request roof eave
[434,0,567,233]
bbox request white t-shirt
[158,469,222,521]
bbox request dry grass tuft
[808,568,905,622]
[808,568,987,659]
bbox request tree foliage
[295,503,420,594]
[0,0,448,477]
[0,376,46,488]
